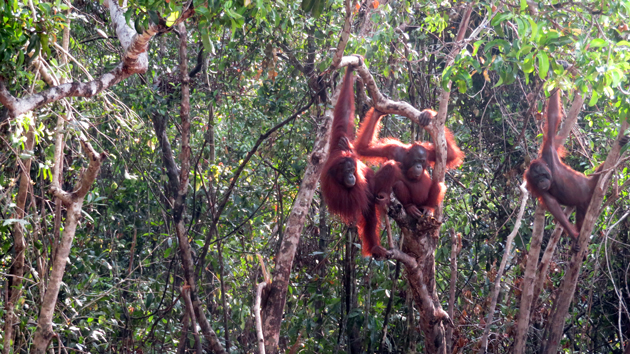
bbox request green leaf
[522,52,535,73]
[493,76,504,88]
[473,40,484,56]
[590,38,607,48]
[515,17,528,38]
[301,0,315,12]
[148,10,160,25]
[527,18,538,40]
[457,79,467,93]
[483,39,511,54]
[491,12,512,27]
[145,292,154,308]
[312,0,326,18]
[201,29,215,55]
[517,45,533,59]
[537,51,549,79]
[588,91,599,106]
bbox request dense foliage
[1,0,630,352]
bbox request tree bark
[0,0,192,118]
[148,21,225,354]
[532,208,573,307]
[3,128,35,353]
[31,140,106,353]
[513,205,546,354]
[446,229,460,352]
[261,83,340,354]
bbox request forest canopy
[1,0,630,353]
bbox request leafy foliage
[1,0,630,353]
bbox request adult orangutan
[320,66,397,259]
[355,108,465,218]
[524,90,630,238]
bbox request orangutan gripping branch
[524,90,629,238]
[320,66,398,259]
[355,108,465,218]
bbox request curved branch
[335,55,432,127]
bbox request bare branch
[255,282,268,354]
[335,55,433,127]
[388,249,453,327]
[480,182,529,353]
[514,205,546,354]
[329,0,356,70]
[557,92,585,144]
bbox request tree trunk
[386,215,451,354]
[479,182,528,353]
[3,128,35,353]
[261,80,339,354]
[345,230,361,354]
[513,205,546,354]
[32,140,106,353]
[402,226,448,354]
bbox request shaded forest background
[1,0,630,353]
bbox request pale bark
[3,128,35,353]
[542,119,630,353]
[513,205,546,354]
[0,1,191,118]
[329,0,355,70]
[446,229,460,351]
[532,208,574,306]
[31,140,107,353]
[480,182,528,353]
[181,286,203,354]
[255,282,268,354]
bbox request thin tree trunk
[531,208,573,307]
[128,227,137,275]
[314,201,328,339]
[3,128,35,353]
[218,237,231,350]
[479,182,528,352]
[32,140,107,353]
[177,312,190,354]
[513,205,546,354]
[181,286,203,354]
[261,78,339,354]
[446,229,460,352]
[255,282,268,354]
[379,260,401,353]
[151,22,226,354]
[346,230,361,354]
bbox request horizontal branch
[0,1,193,118]
[336,56,434,128]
